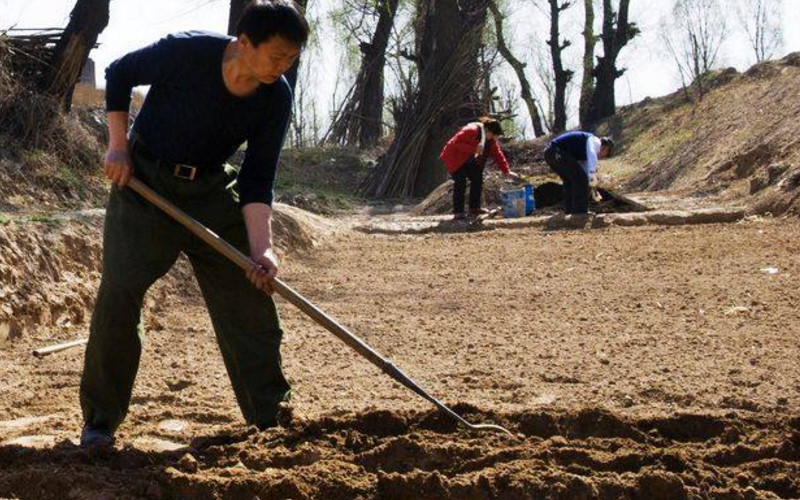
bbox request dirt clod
[637,469,688,500]
[276,401,295,428]
[178,453,199,473]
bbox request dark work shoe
[80,425,115,448]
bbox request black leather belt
[130,136,215,181]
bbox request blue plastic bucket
[524,184,536,215]
[501,188,527,218]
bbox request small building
[79,57,95,88]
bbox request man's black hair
[601,136,615,156]
[236,0,310,48]
[479,117,504,136]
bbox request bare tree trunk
[487,0,545,137]
[546,0,574,134]
[363,0,489,198]
[532,42,557,132]
[328,0,400,149]
[413,0,488,197]
[579,0,596,129]
[386,36,417,130]
[479,46,495,114]
[358,0,399,148]
[585,0,638,129]
[45,0,110,111]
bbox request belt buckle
[173,164,197,181]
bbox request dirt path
[1,215,799,499]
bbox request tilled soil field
[1,215,800,499]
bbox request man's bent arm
[242,202,278,293]
[585,136,602,177]
[242,202,275,261]
[107,112,129,150]
[104,111,133,186]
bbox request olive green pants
[80,146,290,432]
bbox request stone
[158,419,189,433]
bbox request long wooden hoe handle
[127,177,514,437]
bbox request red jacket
[439,123,510,175]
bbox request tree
[737,0,782,63]
[584,0,638,129]
[545,0,574,134]
[45,0,110,111]
[364,0,490,198]
[487,0,546,137]
[290,56,322,147]
[289,24,324,147]
[496,76,523,137]
[385,11,419,130]
[531,38,556,132]
[283,0,309,90]
[478,43,499,116]
[327,0,400,149]
[579,0,597,129]
[660,0,727,98]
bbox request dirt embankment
[0,217,103,341]
[0,213,202,344]
[0,204,337,345]
[0,45,107,212]
[599,53,800,215]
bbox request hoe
[35,177,514,438]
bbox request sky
[2,0,800,137]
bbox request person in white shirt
[544,131,614,214]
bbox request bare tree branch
[660,0,727,99]
[487,0,546,136]
[736,0,783,63]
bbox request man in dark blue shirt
[79,0,309,447]
[545,131,614,214]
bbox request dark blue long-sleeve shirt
[550,131,602,177]
[105,31,292,206]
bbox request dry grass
[0,41,105,209]
[72,83,145,110]
[599,54,800,215]
[72,82,106,109]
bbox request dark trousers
[451,158,485,214]
[545,146,590,214]
[80,144,290,432]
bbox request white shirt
[583,136,602,177]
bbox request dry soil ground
[1,214,800,500]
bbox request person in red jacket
[440,117,519,220]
